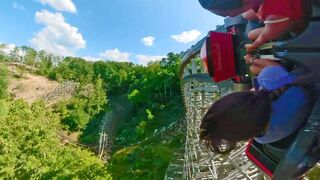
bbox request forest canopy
[0,45,184,179]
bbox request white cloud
[13,2,25,10]
[141,36,155,46]
[99,49,130,62]
[136,55,166,66]
[0,44,16,55]
[30,10,86,56]
[38,0,77,13]
[82,56,102,62]
[171,29,201,43]
[84,52,166,66]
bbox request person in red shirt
[198,0,309,74]
[245,0,306,50]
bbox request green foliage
[93,61,135,94]
[79,110,110,144]
[128,89,142,105]
[0,100,8,118]
[2,46,185,179]
[307,167,320,180]
[109,136,184,180]
[109,53,185,179]
[146,109,154,120]
[37,50,54,77]
[0,65,8,119]
[0,100,111,179]
[85,77,107,115]
[0,66,8,99]
[9,47,21,62]
[21,46,37,68]
[54,78,107,132]
[54,57,94,83]
[60,102,91,131]
[136,120,147,136]
[0,54,9,62]
[114,53,184,145]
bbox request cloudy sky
[0,0,223,65]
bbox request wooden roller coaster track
[164,39,267,180]
[43,61,319,179]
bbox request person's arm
[247,27,264,41]
[247,15,295,52]
[242,9,259,20]
[244,54,280,75]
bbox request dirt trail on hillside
[8,72,58,103]
[107,95,133,140]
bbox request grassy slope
[109,135,184,180]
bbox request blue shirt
[254,66,308,144]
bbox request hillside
[0,62,112,179]
[0,48,185,179]
[7,67,58,103]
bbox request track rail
[171,40,266,180]
[44,81,76,103]
[98,112,113,161]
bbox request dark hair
[198,0,243,10]
[204,138,237,154]
[200,86,292,153]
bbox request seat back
[273,0,320,76]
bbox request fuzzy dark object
[200,90,272,152]
[198,0,243,10]
[203,138,237,154]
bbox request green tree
[0,44,10,62]
[0,66,8,99]
[37,50,53,76]
[93,61,135,94]
[8,47,27,77]
[21,46,37,67]
[55,98,90,131]
[54,57,94,84]
[85,77,107,115]
[0,66,8,117]
[9,47,20,62]
[54,77,107,132]
[114,53,184,145]
[0,100,111,179]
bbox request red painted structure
[200,31,237,82]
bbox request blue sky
[0,0,224,65]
